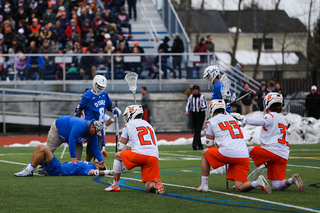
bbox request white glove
[112,107,122,117]
[230,113,246,123]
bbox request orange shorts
[249,146,287,181]
[205,147,249,183]
[120,150,160,182]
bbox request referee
[185,85,207,150]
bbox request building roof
[176,9,307,34]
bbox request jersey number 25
[218,121,243,139]
[136,126,156,146]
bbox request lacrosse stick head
[125,72,138,93]
[220,74,231,101]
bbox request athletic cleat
[195,185,209,192]
[105,185,120,192]
[257,175,272,194]
[292,173,305,192]
[14,168,33,177]
[154,178,165,194]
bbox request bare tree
[195,0,206,43]
[186,0,192,38]
[231,0,243,66]
[253,0,281,79]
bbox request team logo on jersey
[94,100,105,107]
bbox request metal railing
[159,0,191,53]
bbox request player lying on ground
[196,99,272,194]
[231,92,305,192]
[105,105,165,194]
[14,144,113,177]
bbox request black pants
[307,110,320,119]
[27,66,44,80]
[192,112,205,149]
[172,56,182,79]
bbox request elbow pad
[117,142,126,151]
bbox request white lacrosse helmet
[209,99,226,117]
[93,75,107,95]
[263,92,283,111]
[123,105,144,123]
[203,65,220,85]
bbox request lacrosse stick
[125,72,138,104]
[248,163,268,181]
[235,91,252,103]
[115,116,119,152]
[220,74,232,102]
[60,143,68,159]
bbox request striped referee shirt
[186,94,208,113]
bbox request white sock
[251,181,258,188]
[26,162,35,172]
[201,176,208,186]
[288,177,293,185]
[113,159,123,174]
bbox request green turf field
[0,144,319,213]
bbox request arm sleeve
[246,115,273,127]
[90,137,103,161]
[185,95,192,112]
[121,126,128,139]
[74,104,85,117]
[68,128,79,159]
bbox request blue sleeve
[211,84,222,100]
[79,93,91,108]
[38,56,45,67]
[68,125,82,158]
[27,57,31,67]
[90,136,103,161]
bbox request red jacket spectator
[193,38,208,64]
[65,19,82,38]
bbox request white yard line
[104,175,320,213]
[0,160,27,166]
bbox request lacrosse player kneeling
[105,105,165,194]
[231,93,305,192]
[196,100,272,194]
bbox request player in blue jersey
[14,144,113,177]
[37,116,106,176]
[74,75,121,162]
[203,65,234,113]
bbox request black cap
[192,85,200,90]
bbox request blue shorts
[40,154,62,176]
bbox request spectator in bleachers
[130,46,143,76]
[56,5,65,18]
[11,37,22,53]
[104,40,115,54]
[0,34,6,53]
[40,27,52,43]
[153,34,161,53]
[96,47,109,77]
[305,85,320,119]
[98,32,109,49]
[92,12,103,29]
[79,48,97,79]
[0,50,8,81]
[79,7,93,25]
[171,33,184,79]
[116,33,129,50]
[26,49,45,80]
[27,11,39,26]
[239,82,255,115]
[111,0,125,15]
[117,42,129,53]
[113,49,125,79]
[52,21,66,47]
[101,6,114,26]
[14,6,28,24]
[81,18,93,37]
[127,0,137,21]
[273,83,286,97]
[73,41,82,53]
[76,1,93,17]
[108,24,118,47]
[153,49,175,79]
[15,28,26,51]
[4,27,14,48]
[88,0,98,16]
[193,37,208,65]
[26,41,38,53]
[68,0,78,14]
[43,5,56,26]
[158,36,170,53]
[268,80,275,91]
[39,39,53,54]
[96,22,108,46]
[255,81,268,111]
[3,4,14,22]
[17,20,29,41]
[65,39,74,52]
[51,40,59,53]
[66,19,81,38]
[59,12,70,29]
[133,40,144,54]
[16,50,27,80]
[115,7,131,40]
[38,0,47,15]
[71,13,79,24]
[87,38,98,53]
[0,15,4,29]
[71,29,82,43]
[54,0,69,17]
[205,35,214,63]
[28,0,42,19]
